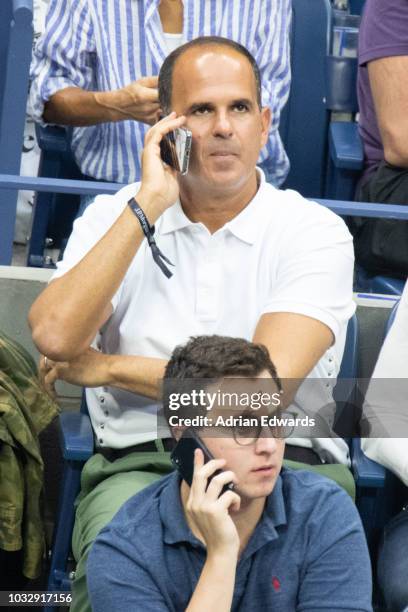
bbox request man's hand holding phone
[136,112,187,223]
[186,449,241,558]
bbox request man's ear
[260,106,272,148]
[171,424,186,441]
[156,109,165,123]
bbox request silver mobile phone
[160,126,192,175]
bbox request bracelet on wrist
[127,197,174,278]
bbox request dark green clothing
[0,331,59,579]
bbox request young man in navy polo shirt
[87,335,372,612]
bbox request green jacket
[0,331,59,579]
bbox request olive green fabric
[71,450,354,612]
[283,459,356,501]
[71,450,173,612]
[0,331,59,579]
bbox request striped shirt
[29,0,291,186]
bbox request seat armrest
[35,124,72,154]
[59,411,94,461]
[329,122,364,170]
[352,438,386,488]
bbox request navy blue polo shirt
[87,468,372,612]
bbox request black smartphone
[171,428,234,495]
[159,126,192,175]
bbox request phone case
[171,429,234,495]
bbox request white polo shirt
[53,171,355,461]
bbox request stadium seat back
[280,0,332,198]
[0,0,33,264]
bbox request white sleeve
[29,0,96,123]
[261,201,356,341]
[51,184,139,311]
[256,0,292,133]
[361,280,408,485]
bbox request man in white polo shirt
[29,37,355,612]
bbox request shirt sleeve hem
[259,301,344,340]
[359,45,408,67]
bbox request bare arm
[43,77,160,126]
[39,311,334,402]
[40,349,167,399]
[368,56,408,167]
[29,112,186,361]
[253,312,334,404]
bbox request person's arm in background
[361,281,408,486]
[29,0,159,127]
[43,81,159,126]
[254,0,291,185]
[368,55,408,168]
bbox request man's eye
[193,107,211,115]
[234,103,249,112]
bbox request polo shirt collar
[159,469,288,554]
[157,168,270,245]
[240,472,287,561]
[160,472,203,547]
[224,169,268,245]
[157,200,195,236]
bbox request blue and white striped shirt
[29,0,291,186]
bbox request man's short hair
[162,334,281,422]
[158,36,262,113]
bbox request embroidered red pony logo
[272,576,281,591]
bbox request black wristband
[128,197,174,279]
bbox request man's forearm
[108,355,167,399]
[43,87,132,126]
[186,552,237,612]
[29,192,159,361]
[252,312,334,405]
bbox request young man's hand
[136,112,187,222]
[186,449,241,557]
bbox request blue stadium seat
[325,54,363,200]
[0,0,33,264]
[349,0,365,14]
[46,395,93,599]
[356,267,406,296]
[280,0,332,198]
[28,126,85,267]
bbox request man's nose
[213,110,233,138]
[254,431,278,454]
